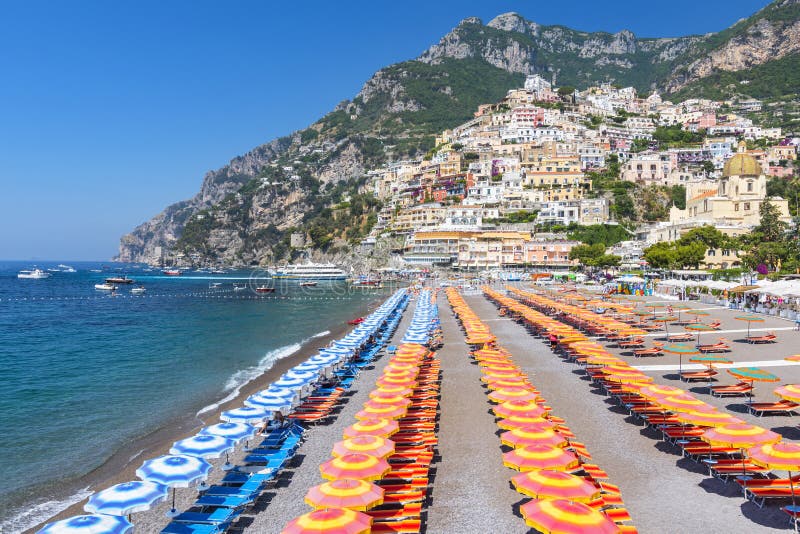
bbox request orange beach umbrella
[282,508,372,534]
[520,499,620,534]
[512,470,601,503]
[304,479,384,511]
[319,453,391,481]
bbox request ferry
[17,269,51,279]
[162,269,182,276]
[272,262,347,280]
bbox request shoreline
[23,295,384,533]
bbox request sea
[0,261,389,531]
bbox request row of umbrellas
[283,289,440,533]
[447,288,626,534]
[38,289,412,533]
[494,286,800,515]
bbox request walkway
[465,294,788,534]
[424,300,524,533]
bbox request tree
[674,242,706,269]
[569,243,606,265]
[557,86,576,97]
[677,225,727,250]
[756,199,788,242]
[700,160,715,175]
[643,242,678,269]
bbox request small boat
[47,268,61,272]
[58,264,77,273]
[351,277,382,287]
[255,286,275,293]
[162,269,182,276]
[299,281,318,287]
[347,317,365,325]
[209,282,222,288]
[89,269,102,273]
[131,286,146,294]
[95,283,118,290]
[106,276,135,284]
[233,283,247,292]
[211,269,226,274]
[18,269,51,279]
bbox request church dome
[723,153,761,177]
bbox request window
[707,249,716,256]
[747,181,753,192]
[735,203,739,212]
[744,202,750,211]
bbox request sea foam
[196,329,331,417]
[0,487,93,533]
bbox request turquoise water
[0,261,386,530]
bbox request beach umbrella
[245,393,293,413]
[169,434,235,474]
[364,394,412,408]
[220,406,271,426]
[502,444,580,472]
[200,422,258,443]
[370,386,413,398]
[481,369,523,381]
[673,410,744,428]
[652,315,678,336]
[273,376,313,391]
[734,314,765,338]
[684,322,717,344]
[684,309,710,321]
[511,469,601,502]
[282,508,372,534]
[497,417,551,431]
[638,384,686,400]
[376,375,417,388]
[500,426,568,449]
[84,481,168,517]
[689,355,732,367]
[520,499,619,534]
[354,403,407,420]
[291,362,326,373]
[319,453,391,481]
[662,343,700,375]
[749,442,800,522]
[304,479,384,511]
[136,454,212,516]
[332,436,395,459]
[655,394,714,413]
[494,400,549,420]
[702,423,781,497]
[343,418,400,439]
[786,354,800,363]
[38,515,133,534]
[775,384,800,403]
[601,370,654,385]
[487,386,540,404]
[727,367,780,404]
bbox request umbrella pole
[790,470,799,533]
[740,448,750,499]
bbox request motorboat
[272,262,347,280]
[298,281,318,287]
[211,269,226,274]
[106,276,135,284]
[58,264,77,273]
[209,282,222,288]
[95,283,118,290]
[18,269,51,279]
[233,283,247,291]
[130,286,146,294]
[162,269,182,276]
[347,317,365,325]
[255,286,275,293]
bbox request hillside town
[357,75,797,274]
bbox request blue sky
[0,0,769,260]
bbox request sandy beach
[28,295,385,534]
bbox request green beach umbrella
[690,354,733,388]
[727,367,780,405]
[669,303,690,322]
[663,342,700,375]
[685,322,718,344]
[735,314,765,338]
[684,309,710,323]
[652,315,678,336]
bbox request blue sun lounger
[194,493,255,509]
[171,507,241,525]
[161,522,223,534]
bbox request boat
[162,269,182,276]
[351,278,382,287]
[106,276,135,284]
[211,269,226,274]
[17,269,51,279]
[95,283,117,290]
[272,262,347,280]
[347,317,365,325]
[89,269,102,273]
[58,264,77,273]
[209,282,222,288]
[130,286,146,294]
[298,281,318,287]
[233,283,247,291]
[255,286,275,293]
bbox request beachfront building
[402,231,475,266]
[391,204,446,234]
[523,238,580,267]
[454,231,532,270]
[536,198,609,226]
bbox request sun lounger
[709,382,753,397]
[170,508,240,526]
[749,400,799,416]
[618,338,645,349]
[194,493,255,509]
[161,523,223,534]
[603,507,633,523]
[735,474,800,487]
[667,333,694,342]
[371,519,422,533]
[680,369,717,382]
[746,486,800,508]
[697,342,731,353]
[632,347,663,358]
[746,333,777,344]
[368,503,422,521]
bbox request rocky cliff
[116,1,800,265]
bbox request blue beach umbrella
[170,434,235,459]
[245,393,293,413]
[200,422,258,444]
[38,514,132,534]
[136,455,212,517]
[292,362,327,372]
[84,481,168,517]
[221,406,271,425]
[273,376,311,390]
[262,386,299,400]
[284,369,319,381]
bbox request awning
[728,285,760,293]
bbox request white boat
[18,269,51,279]
[58,264,77,273]
[94,283,117,290]
[233,283,247,291]
[131,286,146,294]
[272,262,347,280]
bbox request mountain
[116,0,800,265]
